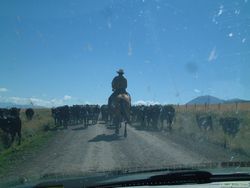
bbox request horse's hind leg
[115,124,119,134]
[124,122,127,137]
[114,118,119,135]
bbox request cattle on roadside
[100,105,109,123]
[219,117,240,137]
[145,105,161,129]
[52,104,102,128]
[25,108,35,120]
[0,108,22,145]
[160,105,175,131]
[51,106,70,128]
[196,114,213,131]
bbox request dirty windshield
[0,0,250,187]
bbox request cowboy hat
[117,69,124,74]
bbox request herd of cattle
[51,105,100,128]
[0,104,243,146]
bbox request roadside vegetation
[132,103,250,156]
[170,103,250,156]
[0,108,56,174]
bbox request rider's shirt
[112,75,127,91]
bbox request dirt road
[3,122,249,183]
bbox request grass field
[171,103,250,156]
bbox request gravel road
[2,122,249,184]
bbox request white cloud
[133,100,160,106]
[50,98,64,106]
[208,47,217,62]
[0,95,71,107]
[0,88,8,92]
[217,5,223,16]
[63,95,72,100]
[228,32,233,37]
[8,97,29,105]
[194,89,201,93]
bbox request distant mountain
[187,95,250,105]
[224,98,250,104]
[187,95,224,105]
[0,102,46,109]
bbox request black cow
[51,106,70,128]
[138,105,147,127]
[0,108,22,145]
[160,105,175,131]
[25,108,35,120]
[101,105,109,123]
[196,114,213,131]
[219,117,240,137]
[145,105,161,129]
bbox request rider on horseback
[108,69,128,108]
[108,69,131,136]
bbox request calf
[196,114,213,131]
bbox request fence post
[218,103,221,111]
[235,102,238,112]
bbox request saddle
[109,90,130,109]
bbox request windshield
[0,0,250,186]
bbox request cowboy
[108,69,128,107]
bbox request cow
[101,105,109,123]
[196,114,213,131]
[145,105,161,129]
[0,108,22,145]
[219,117,240,137]
[51,106,70,128]
[160,105,175,131]
[25,108,35,120]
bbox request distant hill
[186,95,250,105]
[0,102,46,109]
[224,98,250,104]
[187,95,224,105]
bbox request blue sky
[0,0,249,106]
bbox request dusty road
[3,122,249,183]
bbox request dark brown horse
[109,93,131,137]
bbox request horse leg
[114,118,119,134]
[160,119,163,130]
[115,124,119,134]
[124,122,127,137]
[168,118,172,132]
[18,130,21,145]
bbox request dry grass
[172,103,250,156]
[19,108,54,138]
[174,102,250,113]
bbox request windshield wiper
[89,170,250,188]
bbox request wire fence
[174,102,250,113]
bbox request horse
[109,93,131,137]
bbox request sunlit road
[3,122,249,182]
